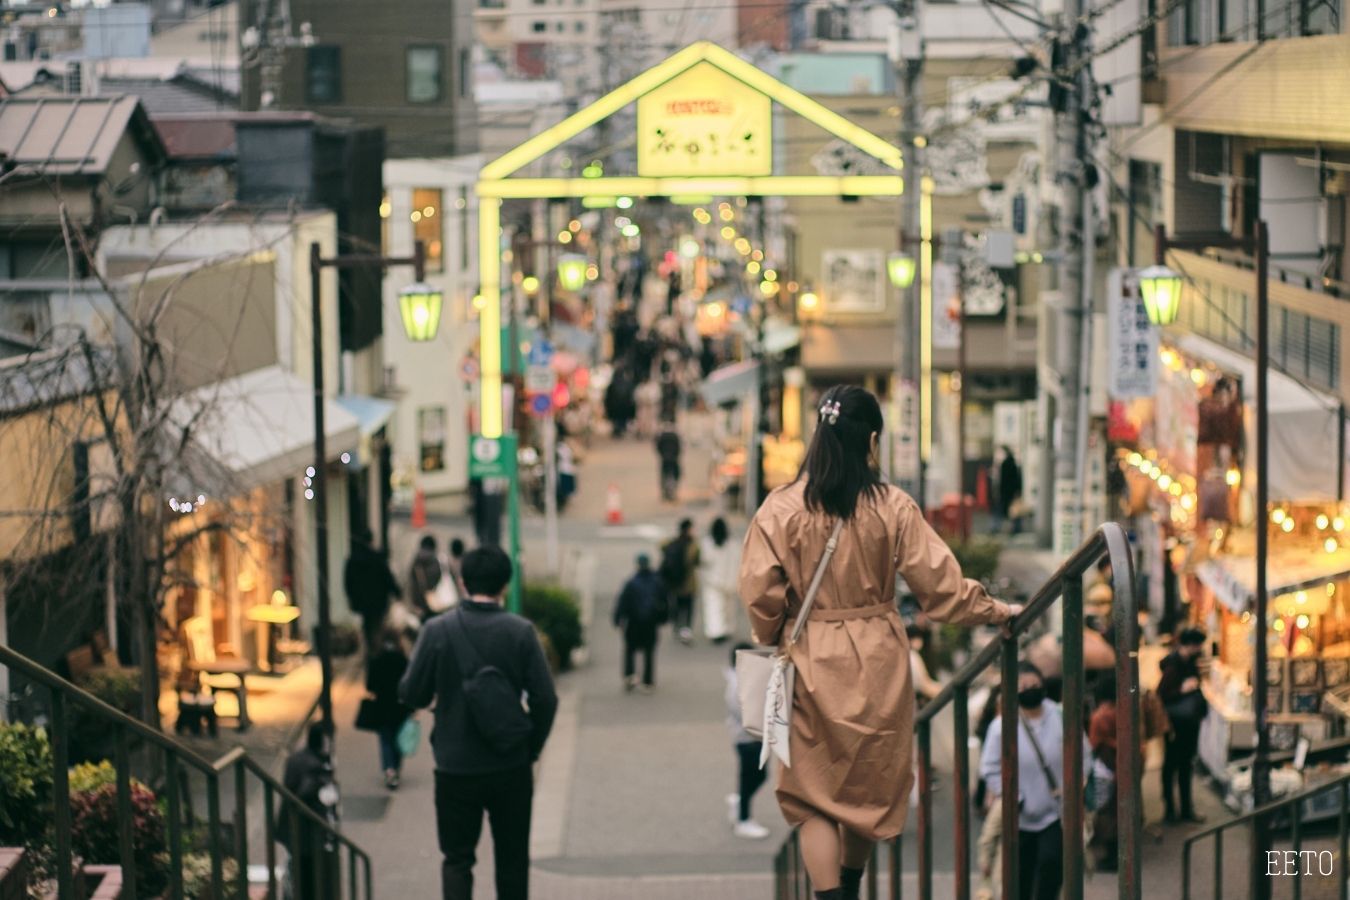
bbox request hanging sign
[1107,268,1159,399]
[637,61,772,177]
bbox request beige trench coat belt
[787,601,896,625]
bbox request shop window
[305,46,342,104]
[411,188,444,274]
[406,46,443,103]
[532,20,546,31]
[418,407,447,472]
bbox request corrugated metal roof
[0,95,157,176]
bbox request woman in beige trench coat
[740,385,1019,900]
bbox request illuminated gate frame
[475,40,911,440]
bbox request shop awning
[174,365,361,492]
[336,394,396,438]
[1197,548,1350,614]
[1175,333,1342,502]
[702,359,760,407]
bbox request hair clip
[819,400,842,424]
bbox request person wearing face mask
[1157,628,1210,824]
[979,661,1090,900]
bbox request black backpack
[444,610,534,753]
[659,538,688,587]
[627,574,669,626]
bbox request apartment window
[532,20,547,31]
[418,407,447,472]
[555,21,565,31]
[406,46,442,103]
[458,48,471,98]
[412,188,444,274]
[305,46,341,104]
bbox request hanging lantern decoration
[887,252,916,289]
[399,282,443,342]
[557,254,588,292]
[1138,265,1183,326]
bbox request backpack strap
[444,608,484,683]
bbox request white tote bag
[427,559,459,613]
[735,520,844,770]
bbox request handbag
[736,519,845,770]
[427,564,459,613]
[396,716,422,758]
[354,697,382,732]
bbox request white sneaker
[726,793,740,825]
[733,820,771,840]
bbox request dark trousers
[1017,820,1063,900]
[735,741,767,821]
[674,594,694,632]
[435,766,533,900]
[377,724,402,773]
[623,632,657,685]
[1162,721,1200,816]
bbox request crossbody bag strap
[1019,712,1060,794]
[786,519,846,648]
[444,608,484,682]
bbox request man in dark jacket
[1158,627,1209,823]
[343,529,401,658]
[280,722,339,899]
[613,554,667,692]
[407,534,443,621]
[399,546,557,900]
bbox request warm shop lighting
[398,282,444,342]
[1138,265,1183,326]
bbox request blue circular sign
[530,393,553,415]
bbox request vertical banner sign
[932,261,961,350]
[1053,478,1081,557]
[891,378,920,483]
[1106,268,1158,399]
[637,61,772,177]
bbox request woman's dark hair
[461,546,513,597]
[796,384,885,520]
[710,517,729,547]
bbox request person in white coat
[700,517,738,643]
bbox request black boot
[840,866,865,900]
[814,890,844,900]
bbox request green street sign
[468,434,517,479]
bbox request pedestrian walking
[604,366,637,437]
[1088,675,1120,872]
[613,554,668,692]
[739,385,1019,900]
[655,425,682,501]
[408,534,445,622]
[995,446,1024,534]
[447,537,467,595]
[365,628,413,790]
[1158,627,1209,824]
[280,722,340,900]
[399,546,559,900]
[979,661,1090,900]
[660,518,701,643]
[725,641,771,840]
[343,529,401,660]
[700,517,738,643]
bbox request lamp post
[1150,221,1270,898]
[309,240,430,734]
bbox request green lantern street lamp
[887,251,917,289]
[399,282,444,341]
[1138,265,1183,326]
[557,254,588,292]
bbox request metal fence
[774,522,1143,900]
[0,643,372,899]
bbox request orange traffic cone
[411,488,427,529]
[605,483,623,525]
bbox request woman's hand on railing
[1000,603,1025,640]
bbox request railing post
[1212,830,1223,900]
[364,851,374,900]
[1107,523,1144,898]
[349,846,358,899]
[1340,781,1348,900]
[1000,636,1020,899]
[891,836,902,900]
[114,727,139,899]
[1061,574,1085,900]
[866,841,878,900]
[264,781,277,900]
[1291,797,1302,900]
[50,690,75,899]
[207,771,224,900]
[917,719,932,900]
[1181,839,1191,900]
[953,683,971,900]
[235,759,250,899]
[166,752,185,900]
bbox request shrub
[0,723,52,848]
[70,781,169,897]
[523,583,583,672]
[182,851,243,899]
[69,667,141,763]
[945,536,1003,585]
[533,627,561,674]
[68,760,118,795]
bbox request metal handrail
[773,522,1143,900]
[1181,772,1350,900]
[0,642,373,899]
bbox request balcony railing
[0,643,372,899]
[774,522,1143,900]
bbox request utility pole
[1051,6,1092,555]
[892,2,924,505]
